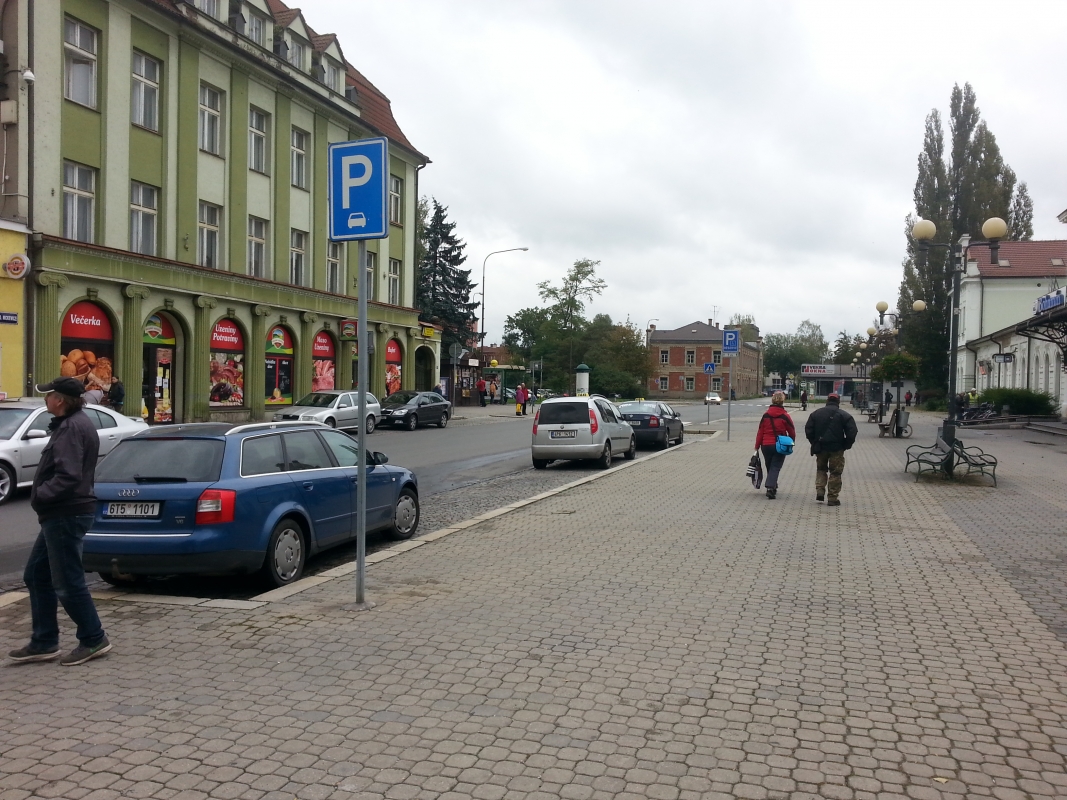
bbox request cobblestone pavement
[3,410,1067,800]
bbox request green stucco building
[0,0,436,422]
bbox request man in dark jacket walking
[9,377,111,666]
[804,392,858,507]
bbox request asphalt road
[0,398,771,587]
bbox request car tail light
[649,416,660,427]
[532,409,539,435]
[195,489,236,525]
[589,408,598,435]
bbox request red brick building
[647,320,763,399]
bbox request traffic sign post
[703,363,716,424]
[329,138,389,611]
[722,331,741,442]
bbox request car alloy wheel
[598,442,612,469]
[438,412,448,428]
[0,463,14,505]
[389,488,420,540]
[405,414,417,431]
[624,436,636,460]
[365,416,376,434]
[264,519,305,587]
[325,417,336,428]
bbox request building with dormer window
[0,0,437,422]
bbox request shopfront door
[142,313,178,424]
[265,326,294,406]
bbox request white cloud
[302,0,1067,344]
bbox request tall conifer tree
[415,198,480,349]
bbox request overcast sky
[304,0,1067,344]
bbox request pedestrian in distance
[884,389,893,406]
[108,375,125,414]
[968,388,979,406]
[755,391,796,500]
[804,391,858,508]
[515,384,526,416]
[9,377,112,666]
[905,390,912,407]
[489,381,497,405]
[476,377,486,407]
[800,389,808,411]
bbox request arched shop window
[385,338,402,395]
[312,331,336,391]
[143,313,177,423]
[209,319,245,407]
[265,326,295,405]
[60,300,114,394]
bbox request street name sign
[328,137,388,241]
[703,362,716,374]
[723,329,740,354]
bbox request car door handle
[302,482,314,491]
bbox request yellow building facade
[0,222,31,398]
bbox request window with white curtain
[64,17,98,108]
[130,182,159,255]
[131,51,160,131]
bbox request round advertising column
[312,331,336,391]
[208,319,246,408]
[265,326,295,406]
[575,363,591,397]
[60,300,115,398]
[385,338,402,396]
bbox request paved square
[2,410,1066,800]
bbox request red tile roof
[974,240,1067,278]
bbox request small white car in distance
[704,392,722,405]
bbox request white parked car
[272,389,381,432]
[0,400,148,504]
[531,395,635,470]
[704,392,721,405]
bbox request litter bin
[897,409,911,438]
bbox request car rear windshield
[294,393,338,408]
[96,439,226,483]
[619,402,659,414]
[384,391,418,405]
[538,402,590,425]
[0,408,32,439]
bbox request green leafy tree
[727,313,759,343]
[502,307,550,363]
[415,198,479,349]
[537,259,607,382]
[899,83,1029,391]
[764,320,829,380]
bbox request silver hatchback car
[531,396,635,469]
[272,389,381,432]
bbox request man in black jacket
[9,377,111,666]
[804,392,858,507]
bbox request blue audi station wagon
[85,421,419,587]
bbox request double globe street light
[911,216,1007,448]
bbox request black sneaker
[8,644,61,663]
[827,500,841,507]
[60,637,112,666]
[816,493,824,502]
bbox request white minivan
[531,396,635,469]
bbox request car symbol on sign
[347,212,366,228]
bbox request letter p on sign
[341,155,372,209]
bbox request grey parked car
[531,396,635,470]
[0,399,148,505]
[272,390,381,432]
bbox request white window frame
[365,250,377,301]
[197,0,220,18]
[131,51,160,132]
[685,376,695,392]
[713,378,722,391]
[129,181,159,256]
[198,201,221,269]
[327,242,343,294]
[389,175,402,225]
[659,350,669,364]
[658,377,668,391]
[325,61,341,92]
[249,108,268,173]
[199,84,222,155]
[685,350,695,366]
[713,350,722,364]
[288,37,306,70]
[290,229,307,286]
[290,127,308,189]
[248,216,267,278]
[64,17,98,109]
[387,258,401,305]
[62,161,96,243]
[247,12,266,46]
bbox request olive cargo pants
[815,450,846,501]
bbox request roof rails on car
[225,420,328,436]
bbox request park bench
[951,441,998,487]
[864,404,879,423]
[877,408,898,437]
[905,436,953,479]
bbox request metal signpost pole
[355,240,369,606]
[727,359,732,442]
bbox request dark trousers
[24,514,105,649]
[760,445,787,490]
[478,391,486,407]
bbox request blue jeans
[23,515,105,649]
[760,445,787,490]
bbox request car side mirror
[370,451,389,465]
[24,430,48,440]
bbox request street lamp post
[480,247,529,353]
[873,299,926,436]
[911,217,1006,453]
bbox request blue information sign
[327,137,389,241]
[723,329,740,354]
[703,362,716,374]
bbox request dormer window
[325,62,341,92]
[288,37,306,70]
[247,12,266,46]
[197,0,221,18]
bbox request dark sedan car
[618,401,684,448]
[380,391,451,430]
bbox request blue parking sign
[328,138,389,241]
[723,329,741,354]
